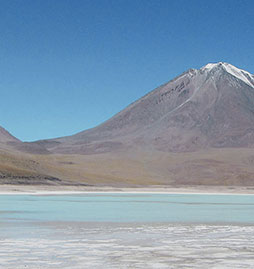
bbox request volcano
[37,62,254,154]
[1,62,254,186]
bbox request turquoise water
[1,193,254,224]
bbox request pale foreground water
[1,193,254,268]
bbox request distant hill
[0,126,19,143]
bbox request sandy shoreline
[1,184,254,195]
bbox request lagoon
[1,193,254,224]
[1,193,254,268]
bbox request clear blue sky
[0,0,253,141]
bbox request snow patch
[202,62,254,88]
[222,63,254,88]
[202,63,220,71]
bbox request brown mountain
[1,62,254,187]
[37,62,254,154]
[0,126,19,144]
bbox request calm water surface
[0,193,254,224]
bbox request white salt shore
[0,184,254,195]
[1,223,254,269]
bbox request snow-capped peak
[201,62,224,71]
[201,62,254,88]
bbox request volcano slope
[2,62,254,186]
